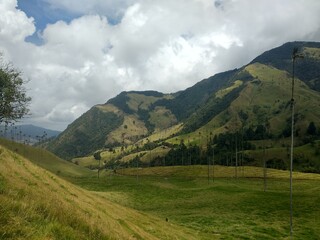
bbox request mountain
[251,41,320,91]
[47,41,320,161]
[0,124,61,144]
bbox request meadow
[1,139,319,239]
[0,144,198,239]
[68,166,320,239]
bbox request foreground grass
[68,166,320,239]
[2,138,319,239]
[0,145,200,239]
[0,138,93,177]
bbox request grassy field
[0,144,201,239]
[67,166,320,239]
[1,139,320,239]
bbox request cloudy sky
[1,0,320,131]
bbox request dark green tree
[94,151,102,179]
[0,55,31,124]
[306,122,317,136]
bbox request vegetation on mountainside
[72,65,320,171]
[107,91,165,114]
[182,79,245,133]
[106,91,170,133]
[48,106,123,160]
[105,114,148,146]
[47,42,320,172]
[251,41,320,90]
[155,69,238,121]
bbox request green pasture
[67,166,320,239]
[2,138,319,239]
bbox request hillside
[0,144,199,239]
[47,105,124,159]
[189,62,320,137]
[47,41,320,162]
[251,41,320,91]
[0,138,92,177]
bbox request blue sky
[1,0,320,130]
[18,0,80,45]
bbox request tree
[94,151,102,179]
[0,55,31,124]
[306,122,317,136]
[254,124,266,140]
[93,151,102,161]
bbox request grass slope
[70,166,320,239]
[0,145,199,239]
[0,138,92,177]
[106,114,148,146]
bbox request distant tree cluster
[243,125,272,140]
[303,121,320,144]
[306,122,317,136]
[108,131,256,169]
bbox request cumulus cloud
[0,0,35,43]
[1,0,320,130]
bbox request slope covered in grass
[0,138,92,177]
[71,165,320,239]
[0,145,200,239]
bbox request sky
[0,0,320,131]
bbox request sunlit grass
[0,145,199,239]
[2,138,319,239]
[68,165,320,239]
[0,138,93,177]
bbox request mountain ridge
[47,41,320,160]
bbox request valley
[1,140,320,239]
[1,41,320,239]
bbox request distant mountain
[0,124,61,144]
[47,41,320,160]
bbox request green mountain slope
[48,91,178,159]
[47,41,320,161]
[193,62,320,137]
[155,69,239,121]
[251,41,320,90]
[47,105,124,159]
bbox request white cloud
[0,0,35,43]
[1,0,320,130]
